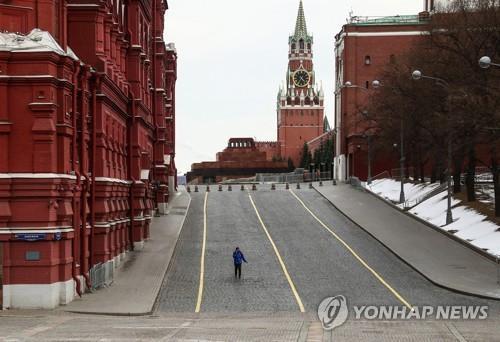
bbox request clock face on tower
[293,70,310,87]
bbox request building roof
[348,15,422,26]
[294,0,308,38]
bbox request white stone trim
[94,177,132,184]
[279,125,323,128]
[0,75,58,79]
[3,279,74,309]
[0,173,77,179]
[0,227,73,234]
[133,240,145,250]
[341,31,429,39]
[67,3,100,7]
[94,218,131,228]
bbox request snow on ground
[367,178,440,205]
[367,179,500,257]
[476,184,495,205]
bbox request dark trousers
[234,263,242,278]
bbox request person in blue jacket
[233,247,247,279]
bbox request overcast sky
[165,0,424,174]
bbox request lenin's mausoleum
[0,0,177,308]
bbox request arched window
[299,39,304,50]
[307,43,311,50]
[365,55,371,65]
[291,43,296,51]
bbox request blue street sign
[15,233,47,242]
[54,232,62,241]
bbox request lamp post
[479,56,500,69]
[372,80,405,203]
[412,70,454,225]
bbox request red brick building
[187,138,288,184]
[333,9,431,182]
[0,0,177,308]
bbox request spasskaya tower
[277,0,325,167]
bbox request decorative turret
[289,0,313,56]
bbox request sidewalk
[62,190,191,315]
[314,182,500,300]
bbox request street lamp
[412,70,454,225]
[479,56,500,69]
[372,80,405,203]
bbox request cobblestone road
[3,186,497,341]
[158,187,500,316]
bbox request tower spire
[294,0,308,38]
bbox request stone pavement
[314,182,500,300]
[1,310,500,341]
[62,190,191,315]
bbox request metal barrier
[403,182,447,210]
[371,171,391,182]
[90,262,106,290]
[391,167,414,181]
[256,171,333,184]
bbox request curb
[312,185,500,301]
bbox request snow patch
[367,178,500,257]
[0,29,78,60]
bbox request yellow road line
[248,194,305,313]
[289,189,414,311]
[195,192,208,313]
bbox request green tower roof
[294,0,308,38]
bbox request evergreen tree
[299,143,310,168]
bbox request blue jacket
[233,250,247,265]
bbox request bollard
[309,183,313,189]
[333,179,337,186]
[206,185,210,192]
[319,181,323,187]
[286,183,290,190]
[497,255,500,285]
[252,184,257,191]
[228,185,232,191]
[187,186,191,193]
[271,184,276,190]
[194,185,199,192]
[218,184,223,192]
[296,183,300,189]
[241,185,245,191]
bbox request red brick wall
[337,22,427,180]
